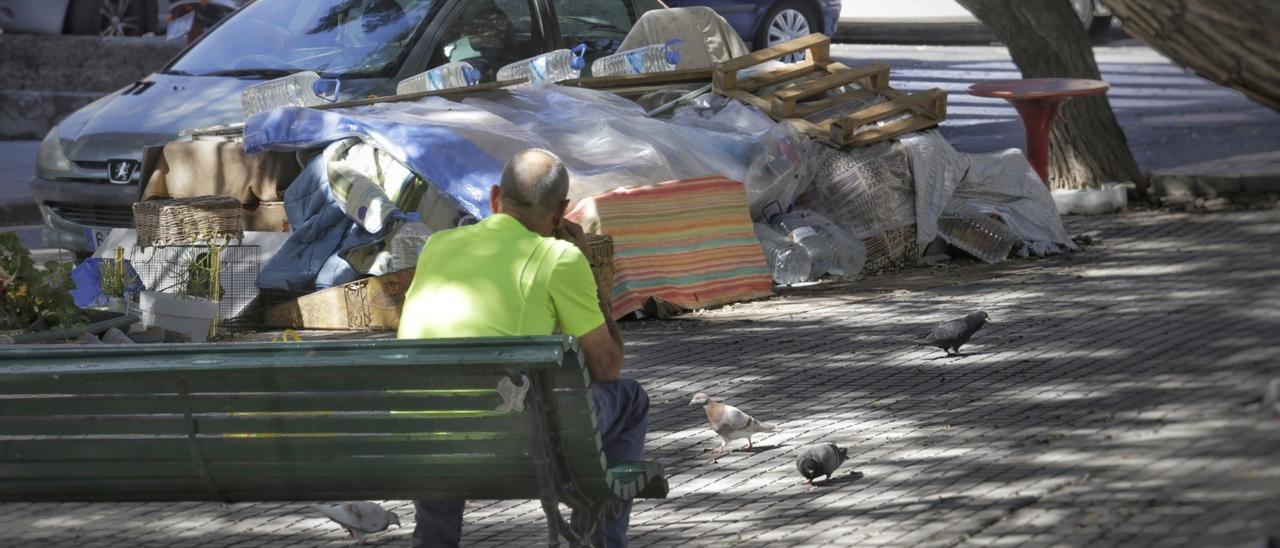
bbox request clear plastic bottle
[785,226,834,281]
[389,213,432,272]
[774,210,866,277]
[396,62,481,95]
[590,39,682,77]
[754,223,811,285]
[936,204,1018,263]
[241,71,325,117]
[496,44,587,86]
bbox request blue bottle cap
[664,38,682,67]
[461,63,480,85]
[570,43,587,71]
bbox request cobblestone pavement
[6,208,1279,547]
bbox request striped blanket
[568,176,774,319]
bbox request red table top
[967,78,1110,100]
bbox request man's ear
[551,199,570,225]
[489,185,502,214]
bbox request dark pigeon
[922,311,990,356]
[795,443,848,485]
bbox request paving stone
[3,209,1280,546]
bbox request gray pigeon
[795,443,848,485]
[921,311,990,355]
[1265,377,1280,417]
[690,392,775,453]
[312,502,401,544]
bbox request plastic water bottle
[241,71,333,117]
[396,62,481,95]
[936,205,1018,263]
[590,39,682,77]
[785,226,834,281]
[754,223,811,285]
[774,210,866,277]
[389,213,432,272]
[496,44,587,85]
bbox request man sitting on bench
[398,148,649,548]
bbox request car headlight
[37,128,71,173]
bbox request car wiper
[200,68,296,79]
[163,69,194,76]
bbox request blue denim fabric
[411,379,649,548]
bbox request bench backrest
[0,336,618,503]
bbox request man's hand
[554,219,592,259]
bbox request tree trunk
[1101,0,1280,111]
[954,0,1145,191]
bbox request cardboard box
[263,269,415,330]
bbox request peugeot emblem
[107,159,139,185]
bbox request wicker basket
[133,196,244,248]
[584,234,615,293]
[863,224,920,272]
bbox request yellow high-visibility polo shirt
[397,213,604,339]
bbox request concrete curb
[1150,151,1280,201]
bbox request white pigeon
[689,392,775,453]
[312,502,401,545]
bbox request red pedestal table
[967,78,1110,186]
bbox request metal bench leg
[526,373,596,548]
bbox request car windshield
[169,0,436,79]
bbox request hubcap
[98,0,141,37]
[767,9,811,63]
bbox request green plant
[0,233,86,330]
[99,246,138,299]
[181,240,225,301]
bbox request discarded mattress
[568,176,773,319]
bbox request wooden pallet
[712,33,947,149]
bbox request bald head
[499,149,569,215]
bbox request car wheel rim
[1068,0,1093,28]
[99,0,142,37]
[767,9,811,63]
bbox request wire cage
[127,244,261,326]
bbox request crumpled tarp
[902,130,1076,256]
[616,6,751,70]
[259,139,418,291]
[244,86,812,220]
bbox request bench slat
[0,392,506,416]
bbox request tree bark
[1101,0,1280,111]
[954,0,1145,191]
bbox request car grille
[48,202,134,228]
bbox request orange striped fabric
[568,176,774,319]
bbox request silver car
[33,0,664,253]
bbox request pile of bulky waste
[18,7,1076,341]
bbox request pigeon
[921,311,990,356]
[795,443,848,485]
[689,392,775,453]
[1265,376,1280,418]
[312,502,401,544]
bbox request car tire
[754,0,819,56]
[66,0,150,36]
[1089,15,1114,36]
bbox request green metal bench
[0,336,666,546]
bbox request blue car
[31,0,841,254]
[670,0,839,51]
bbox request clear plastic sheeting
[464,87,815,215]
[801,143,915,239]
[902,130,1075,257]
